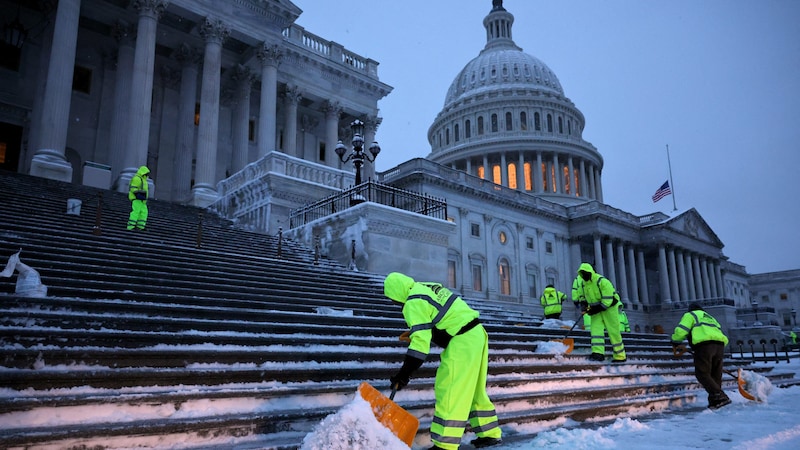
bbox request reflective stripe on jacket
[671,310,729,347]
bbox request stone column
[534,152,543,192]
[230,65,254,175]
[701,258,711,298]
[517,152,525,191]
[636,248,649,305]
[626,245,640,305]
[29,0,82,181]
[366,117,381,180]
[156,65,181,197]
[595,167,604,202]
[322,101,341,167]
[592,233,604,274]
[482,154,489,180]
[500,153,508,186]
[604,239,616,286]
[684,253,697,300]
[551,154,561,193]
[667,247,680,303]
[192,17,230,207]
[616,241,628,302]
[658,244,671,304]
[283,85,301,157]
[692,256,703,299]
[579,160,587,198]
[588,167,597,200]
[172,43,201,204]
[119,0,169,192]
[108,21,135,182]
[256,43,282,159]
[708,259,719,298]
[676,249,689,301]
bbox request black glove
[586,304,604,316]
[134,191,147,201]
[573,301,581,310]
[580,301,589,312]
[389,355,424,391]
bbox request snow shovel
[358,381,419,447]
[553,312,584,354]
[672,346,758,401]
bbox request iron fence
[289,180,447,228]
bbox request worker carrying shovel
[671,303,732,409]
[384,272,503,449]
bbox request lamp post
[335,119,380,186]
[752,299,759,325]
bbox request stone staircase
[0,170,794,449]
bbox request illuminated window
[499,260,511,295]
[472,265,483,291]
[523,162,532,191]
[541,162,547,191]
[477,166,485,179]
[499,231,507,244]
[508,163,517,189]
[492,164,501,184]
[550,165,556,192]
[194,103,200,126]
[563,165,571,193]
[573,168,580,196]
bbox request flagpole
[666,144,677,211]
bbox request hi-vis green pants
[430,325,502,449]
[590,303,626,361]
[127,199,148,230]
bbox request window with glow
[550,165,556,192]
[499,260,511,295]
[492,164,501,184]
[499,231,507,244]
[472,265,483,291]
[505,112,512,131]
[491,114,498,132]
[573,168,580,196]
[523,162,532,190]
[465,120,471,138]
[520,111,527,130]
[541,162,547,191]
[508,163,517,189]
[477,166,485,179]
[563,165,570,193]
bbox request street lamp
[752,299,759,324]
[335,119,380,186]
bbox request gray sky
[295,0,800,275]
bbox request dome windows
[520,111,527,131]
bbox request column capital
[173,42,202,67]
[362,115,382,134]
[231,64,255,87]
[322,100,342,118]
[112,20,136,46]
[199,17,230,45]
[283,85,302,104]
[257,42,283,68]
[132,0,169,19]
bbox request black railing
[289,180,447,228]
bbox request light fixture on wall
[2,2,28,50]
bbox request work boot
[428,446,447,450]
[470,436,503,448]
[611,357,627,364]
[709,392,732,409]
[588,353,605,361]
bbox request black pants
[692,341,725,396]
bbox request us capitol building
[1,0,796,341]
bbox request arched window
[508,163,517,189]
[445,128,450,145]
[477,166,485,179]
[568,120,572,135]
[499,259,511,295]
[547,114,553,132]
[465,119,471,138]
[534,112,541,131]
[520,112,527,131]
[491,114,498,132]
[523,162,532,191]
[492,164,501,184]
[558,117,563,134]
[454,123,460,142]
[505,112,513,131]
[478,116,484,135]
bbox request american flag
[651,180,672,203]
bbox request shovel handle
[562,312,585,339]
[390,387,397,401]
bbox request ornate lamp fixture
[335,119,380,186]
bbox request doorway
[0,122,22,172]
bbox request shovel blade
[737,368,758,401]
[555,338,574,354]
[358,381,419,447]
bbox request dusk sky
[295,0,800,275]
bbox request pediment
[662,208,723,246]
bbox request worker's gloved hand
[586,304,604,315]
[389,373,410,391]
[580,301,588,312]
[134,192,147,200]
[389,355,424,391]
[573,301,581,310]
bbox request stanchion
[196,212,203,248]
[92,192,103,236]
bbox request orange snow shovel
[553,312,584,354]
[358,381,419,447]
[672,345,757,401]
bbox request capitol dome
[427,0,604,205]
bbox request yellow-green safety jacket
[671,310,728,348]
[384,272,479,362]
[128,166,150,201]
[540,286,565,316]
[577,262,617,310]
